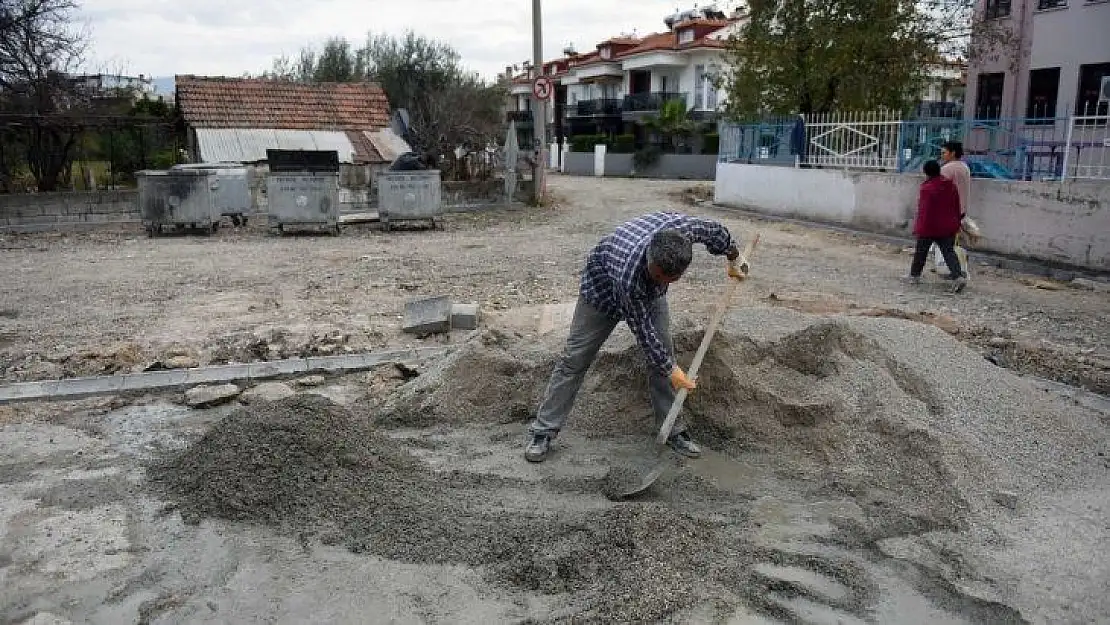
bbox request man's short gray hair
[647,229,693,277]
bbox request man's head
[646,228,693,284]
[940,141,963,162]
[923,159,942,179]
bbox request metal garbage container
[265,149,341,235]
[137,169,221,237]
[170,163,252,226]
[377,170,443,232]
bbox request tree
[0,0,90,191]
[262,32,507,178]
[722,0,1013,118]
[642,98,698,153]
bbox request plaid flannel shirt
[580,212,736,376]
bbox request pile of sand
[147,309,1110,622]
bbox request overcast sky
[80,0,734,83]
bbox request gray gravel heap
[148,394,750,622]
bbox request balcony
[622,92,688,119]
[567,98,622,118]
[506,110,533,128]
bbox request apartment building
[967,0,1110,120]
[503,6,743,149]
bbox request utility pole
[531,0,546,203]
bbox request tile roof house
[175,76,408,165]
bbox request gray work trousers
[528,295,683,438]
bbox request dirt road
[1,175,1107,391]
[1,175,1108,624]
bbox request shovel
[609,232,761,500]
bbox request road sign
[532,76,553,100]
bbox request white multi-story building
[502,6,744,148]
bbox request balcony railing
[506,110,534,124]
[622,92,688,113]
[567,98,622,118]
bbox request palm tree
[641,98,698,153]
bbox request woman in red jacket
[904,160,967,292]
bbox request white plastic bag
[961,216,982,245]
[932,237,971,277]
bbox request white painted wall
[714,163,1110,270]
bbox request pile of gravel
[148,393,752,622]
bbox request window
[599,46,611,60]
[975,72,1005,119]
[707,64,720,110]
[678,28,695,44]
[1036,0,1066,9]
[1025,67,1060,121]
[694,64,706,109]
[1075,63,1110,117]
[984,0,1011,19]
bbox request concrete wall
[714,163,1110,270]
[565,152,595,176]
[0,190,139,231]
[563,151,717,180]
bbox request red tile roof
[175,75,392,131]
[619,20,731,57]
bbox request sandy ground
[1,176,1108,391]
[0,175,1109,624]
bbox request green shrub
[570,134,608,153]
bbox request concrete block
[403,296,452,336]
[240,381,295,404]
[450,303,480,330]
[185,383,241,408]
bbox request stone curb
[0,346,453,405]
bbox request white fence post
[594,144,607,177]
[1062,114,1074,182]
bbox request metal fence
[717,117,801,167]
[719,110,1110,182]
[1065,114,1110,181]
[803,110,903,170]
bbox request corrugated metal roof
[195,128,357,163]
[366,128,412,162]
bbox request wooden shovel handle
[656,232,761,446]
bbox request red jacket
[914,176,962,238]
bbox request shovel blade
[616,461,668,499]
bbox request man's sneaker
[524,433,551,463]
[667,432,702,459]
[951,276,968,293]
[899,275,921,285]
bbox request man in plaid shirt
[525,211,748,463]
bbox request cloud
[79,0,726,80]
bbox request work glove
[670,366,697,391]
[727,256,749,281]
